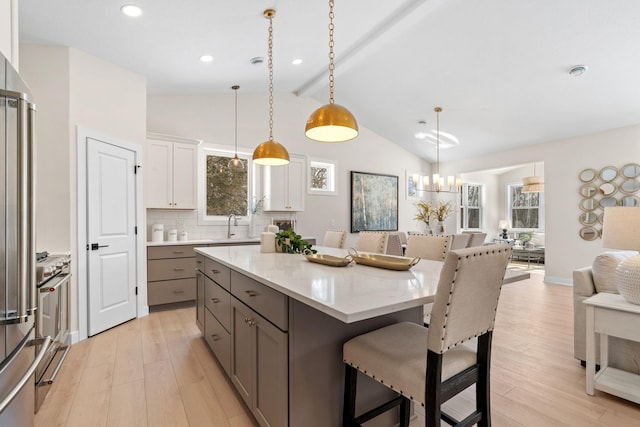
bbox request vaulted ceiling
[18,0,640,162]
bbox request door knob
[90,243,109,250]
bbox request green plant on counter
[275,228,317,254]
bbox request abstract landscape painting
[351,171,398,232]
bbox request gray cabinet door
[196,272,204,333]
[231,298,288,427]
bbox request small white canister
[151,224,164,242]
[167,229,178,242]
[178,231,188,241]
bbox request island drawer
[148,278,196,305]
[148,245,199,259]
[205,308,231,376]
[205,276,231,332]
[231,270,288,331]
[204,258,231,290]
[195,253,204,272]
[147,258,196,281]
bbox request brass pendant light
[252,9,290,166]
[304,0,358,143]
[227,85,245,170]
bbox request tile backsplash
[146,209,296,241]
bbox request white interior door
[87,137,137,336]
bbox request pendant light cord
[267,12,275,141]
[232,85,239,155]
[328,0,335,104]
[435,107,441,176]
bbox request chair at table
[342,244,512,427]
[466,232,488,247]
[324,230,346,248]
[405,234,449,260]
[449,233,471,250]
[385,233,403,256]
[355,231,388,254]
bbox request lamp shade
[602,206,640,250]
[305,103,358,142]
[498,220,510,229]
[522,176,544,193]
[252,140,290,166]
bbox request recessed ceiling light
[292,58,303,65]
[120,4,143,17]
[569,65,587,77]
[200,55,214,63]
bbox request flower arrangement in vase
[414,200,454,235]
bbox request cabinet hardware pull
[173,251,185,254]
[196,260,202,264]
[245,290,257,297]
[211,334,221,341]
[173,290,185,294]
[173,267,185,271]
[211,269,220,274]
[244,317,250,323]
[247,319,256,327]
[211,298,220,303]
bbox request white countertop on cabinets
[195,245,443,323]
[146,238,260,246]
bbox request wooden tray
[348,249,420,271]
[304,253,353,267]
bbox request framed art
[350,171,398,232]
[308,158,337,195]
[273,218,295,232]
[406,170,428,200]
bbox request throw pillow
[592,251,638,294]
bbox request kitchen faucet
[227,214,238,238]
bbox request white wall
[20,44,147,338]
[147,92,432,249]
[440,125,640,284]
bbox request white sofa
[573,251,640,373]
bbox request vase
[248,214,262,238]
[432,221,446,235]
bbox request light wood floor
[36,273,640,427]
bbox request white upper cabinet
[146,138,197,209]
[263,154,305,211]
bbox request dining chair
[449,233,471,250]
[323,230,347,248]
[385,233,403,256]
[466,232,488,247]
[355,231,388,254]
[342,244,512,427]
[405,234,449,260]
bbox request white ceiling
[18,0,640,163]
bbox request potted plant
[414,201,433,232]
[275,228,317,254]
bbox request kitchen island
[194,245,524,426]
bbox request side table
[584,292,640,404]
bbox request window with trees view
[460,183,482,229]
[205,152,248,217]
[508,184,543,229]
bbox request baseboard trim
[544,276,572,286]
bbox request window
[460,183,483,229]
[200,147,251,221]
[508,184,544,230]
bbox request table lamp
[602,206,640,305]
[498,220,510,239]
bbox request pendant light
[411,107,461,194]
[304,0,358,142]
[227,85,245,170]
[522,163,544,193]
[252,9,290,166]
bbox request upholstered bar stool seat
[324,230,346,248]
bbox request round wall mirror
[620,179,640,194]
[599,197,617,208]
[579,227,600,241]
[621,195,640,207]
[599,166,618,182]
[622,163,640,178]
[579,168,597,183]
[579,184,598,198]
[579,212,598,225]
[599,182,617,196]
[579,198,597,211]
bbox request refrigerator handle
[27,103,37,315]
[16,96,29,321]
[0,336,51,414]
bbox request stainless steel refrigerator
[0,52,49,426]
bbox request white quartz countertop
[146,238,260,247]
[195,245,443,323]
